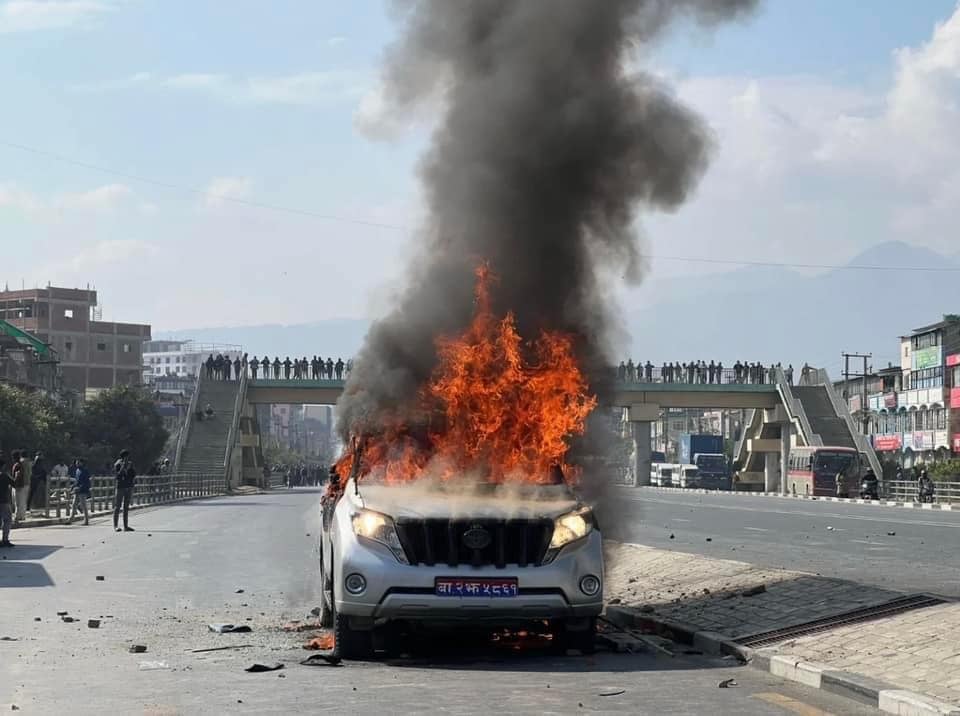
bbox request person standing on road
[113,449,136,533]
[28,453,47,512]
[67,458,92,526]
[0,456,15,548]
[11,450,28,524]
[835,469,846,499]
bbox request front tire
[553,618,597,655]
[330,554,373,660]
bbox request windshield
[696,455,727,471]
[814,452,857,474]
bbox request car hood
[352,481,580,520]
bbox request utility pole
[842,352,873,437]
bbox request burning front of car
[319,267,604,658]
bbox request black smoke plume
[338,0,757,485]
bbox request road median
[630,485,954,511]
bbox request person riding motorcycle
[859,468,879,500]
[917,469,935,503]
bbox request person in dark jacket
[27,453,48,511]
[0,456,15,547]
[67,458,92,525]
[113,450,136,532]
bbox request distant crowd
[204,353,354,382]
[617,360,809,386]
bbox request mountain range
[158,242,960,374]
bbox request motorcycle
[917,482,936,504]
[859,477,879,500]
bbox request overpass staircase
[175,371,248,485]
[734,367,881,488]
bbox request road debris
[129,645,148,654]
[208,624,252,634]
[300,654,343,667]
[235,589,245,594]
[192,644,253,654]
[669,534,675,539]
[0,637,18,642]
[245,662,284,673]
[705,538,712,542]
[139,661,170,671]
[87,619,100,629]
[826,526,835,531]
[56,611,68,616]
[598,689,625,697]
[61,616,75,623]
[741,585,766,597]
[309,607,321,617]
[887,531,896,536]
[718,678,739,688]
[95,576,105,581]
[33,617,40,622]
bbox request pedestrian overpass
[180,369,879,494]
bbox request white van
[651,463,674,487]
[675,464,700,489]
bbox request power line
[4,138,960,273]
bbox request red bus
[786,446,861,497]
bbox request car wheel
[554,618,597,655]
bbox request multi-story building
[0,286,150,398]
[840,315,960,469]
[143,340,243,382]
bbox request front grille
[395,518,554,568]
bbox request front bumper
[333,530,604,621]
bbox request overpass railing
[883,480,960,504]
[174,371,203,471]
[43,473,227,520]
[615,367,780,386]
[223,369,248,489]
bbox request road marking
[627,495,960,529]
[752,692,833,716]
[744,527,769,532]
[672,518,692,523]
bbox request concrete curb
[632,485,954,511]
[11,487,268,530]
[605,605,960,715]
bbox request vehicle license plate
[435,578,518,598]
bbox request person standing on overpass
[250,356,259,380]
[272,357,281,379]
[325,357,334,380]
[335,358,345,380]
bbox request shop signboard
[884,392,898,409]
[913,346,942,371]
[873,434,902,452]
[935,430,950,449]
[948,354,960,367]
[848,395,862,413]
[951,387,960,409]
[912,430,934,451]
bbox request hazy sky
[3,0,960,331]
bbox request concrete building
[839,315,960,469]
[0,286,150,397]
[143,340,243,382]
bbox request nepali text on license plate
[435,578,518,598]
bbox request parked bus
[786,446,861,497]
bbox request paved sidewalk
[604,541,960,711]
[639,485,955,511]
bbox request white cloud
[204,176,253,208]
[0,182,142,214]
[57,183,134,211]
[327,36,347,48]
[40,239,159,278]
[0,183,43,212]
[71,72,152,93]
[644,4,960,264]
[0,0,110,33]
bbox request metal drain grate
[736,594,947,649]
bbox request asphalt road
[605,487,960,597]
[0,489,876,715]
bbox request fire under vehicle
[318,475,603,659]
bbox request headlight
[549,507,594,550]
[351,509,409,564]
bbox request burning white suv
[318,478,603,659]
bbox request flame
[337,264,597,485]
